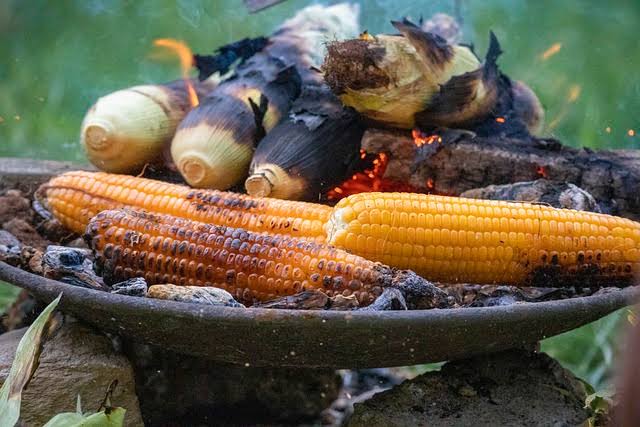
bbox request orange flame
[153,38,199,107]
[327,152,420,201]
[540,42,562,61]
[412,129,441,148]
[495,116,506,124]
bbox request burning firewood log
[360,129,640,220]
[80,38,266,174]
[171,4,359,190]
[322,20,542,137]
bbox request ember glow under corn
[39,171,331,242]
[85,209,393,305]
[326,192,640,286]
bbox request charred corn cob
[86,209,408,305]
[327,192,640,286]
[38,171,331,242]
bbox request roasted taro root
[37,171,331,242]
[323,20,540,137]
[327,192,640,287]
[84,208,450,307]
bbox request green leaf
[43,407,126,427]
[0,294,62,427]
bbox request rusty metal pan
[1,261,638,369]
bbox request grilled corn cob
[86,209,416,305]
[38,171,331,242]
[327,192,640,286]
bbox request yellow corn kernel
[327,192,640,286]
[39,171,331,242]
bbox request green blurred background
[1,0,638,391]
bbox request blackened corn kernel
[85,209,388,305]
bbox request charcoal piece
[42,245,106,290]
[147,284,245,308]
[253,290,359,310]
[361,288,408,311]
[254,290,329,310]
[389,270,454,309]
[111,278,148,298]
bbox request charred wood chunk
[252,289,360,310]
[42,245,106,291]
[253,290,330,310]
[360,287,408,311]
[111,277,148,297]
[147,284,245,308]
[440,284,584,307]
[388,270,454,310]
[461,179,601,212]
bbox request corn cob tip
[244,173,272,198]
[83,120,112,151]
[245,164,306,200]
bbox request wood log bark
[361,129,640,220]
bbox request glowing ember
[412,129,441,147]
[540,42,562,61]
[536,165,549,178]
[327,152,419,200]
[426,178,435,189]
[153,38,199,107]
[495,117,506,124]
[629,129,636,137]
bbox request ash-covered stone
[111,278,148,297]
[147,284,245,308]
[0,320,144,427]
[0,230,22,266]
